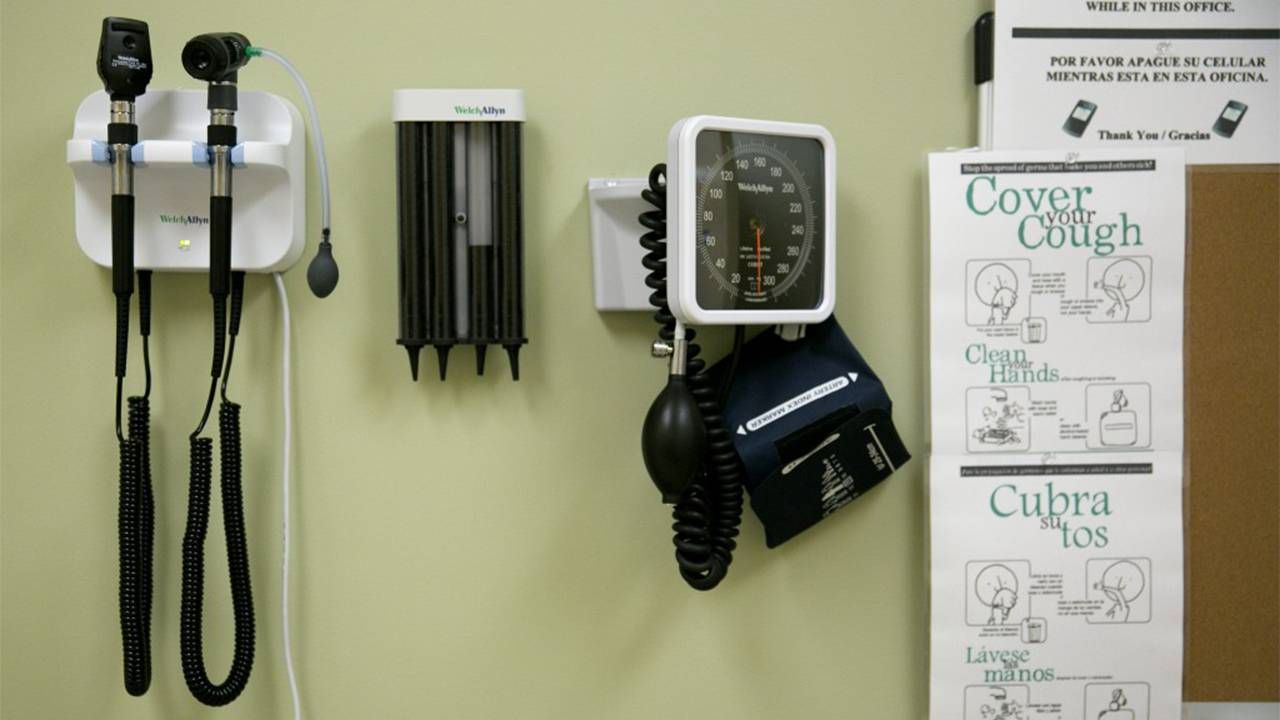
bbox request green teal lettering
[966,175,997,215]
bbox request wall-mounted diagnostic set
[74,18,907,714]
[73,17,335,711]
[393,90,527,381]
[635,116,908,590]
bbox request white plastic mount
[588,178,652,311]
[67,89,305,273]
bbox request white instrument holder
[67,89,305,273]
[587,177,651,312]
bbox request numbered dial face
[694,130,825,311]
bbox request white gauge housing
[666,115,836,326]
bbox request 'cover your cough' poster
[927,149,1186,720]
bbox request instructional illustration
[968,260,1031,327]
[1099,389,1137,446]
[1086,383,1151,450]
[1084,683,1149,720]
[965,684,1029,720]
[1019,617,1047,644]
[1087,558,1152,624]
[1019,317,1047,344]
[929,148,1188,720]
[967,560,1030,626]
[1087,256,1151,324]
[967,386,1031,453]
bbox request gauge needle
[755,226,763,291]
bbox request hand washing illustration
[1099,389,1138,446]
[971,388,1027,449]
[1085,682,1148,720]
[1098,689,1132,720]
[965,685,1030,720]
[980,689,1026,720]
[1086,384,1150,450]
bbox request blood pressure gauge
[638,116,837,590]
[666,116,836,327]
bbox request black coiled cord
[116,270,154,696]
[640,164,745,591]
[181,272,254,706]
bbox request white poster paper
[927,148,1186,720]
[992,0,1280,164]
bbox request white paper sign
[993,0,1279,164]
[927,148,1186,720]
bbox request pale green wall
[1,1,982,717]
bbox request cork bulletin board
[1183,165,1279,701]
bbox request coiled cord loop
[640,165,745,591]
[116,271,155,696]
[116,432,149,695]
[181,273,254,706]
[180,404,255,706]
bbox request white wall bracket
[67,89,305,273]
[588,177,652,311]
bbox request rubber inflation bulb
[307,238,339,298]
[641,375,706,503]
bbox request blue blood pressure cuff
[710,317,910,547]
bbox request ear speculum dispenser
[393,89,527,382]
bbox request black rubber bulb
[307,237,339,298]
[641,374,706,503]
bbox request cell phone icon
[1062,100,1097,138]
[1212,100,1248,138]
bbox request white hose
[258,48,326,719]
[273,272,303,720]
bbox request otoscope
[97,16,156,697]
[175,30,337,708]
[178,32,256,707]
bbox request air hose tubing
[639,164,745,591]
